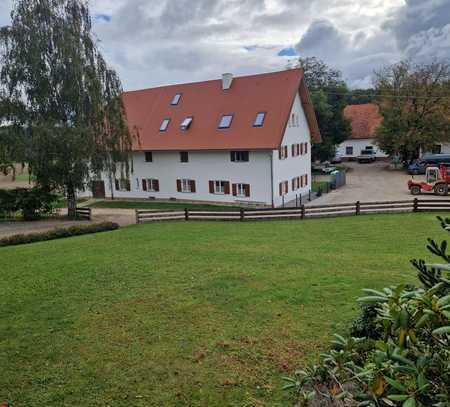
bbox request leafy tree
[0,0,133,216]
[293,57,351,162]
[375,61,450,163]
[346,88,377,105]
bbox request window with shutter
[292,145,295,157]
[209,181,215,194]
[244,184,250,197]
[300,143,304,155]
[304,143,308,154]
[190,180,196,193]
[284,146,288,158]
[232,183,237,196]
[142,179,147,191]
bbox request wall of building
[272,93,312,207]
[336,138,388,159]
[101,150,273,205]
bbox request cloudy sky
[1,0,449,90]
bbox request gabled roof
[344,103,382,140]
[123,69,321,151]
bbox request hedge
[0,222,119,247]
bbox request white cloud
[0,0,449,90]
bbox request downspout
[270,151,274,208]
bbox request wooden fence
[74,207,91,220]
[135,198,450,224]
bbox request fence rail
[135,199,450,224]
[75,207,91,220]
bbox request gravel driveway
[309,161,420,205]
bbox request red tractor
[408,165,450,196]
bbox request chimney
[222,73,233,90]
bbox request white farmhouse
[336,104,388,160]
[91,69,321,207]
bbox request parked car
[357,149,376,163]
[408,154,450,175]
[331,154,342,164]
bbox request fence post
[185,208,189,221]
[301,205,305,220]
[413,198,419,212]
[355,201,361,216]
[240,207,245,221]
[135,209,140,224]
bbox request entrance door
[92,181,106,199]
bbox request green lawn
[88,200,241,211]
[0,213,446,406]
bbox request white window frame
[236,183,246,197]
[214,180,226,194]
[181,179,192,193]
[147,178,158,192]
[231,151,249,162]
[118,179,129,191]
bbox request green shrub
[284,217,450,406]
[0,187,59,220]
[0,222,119,247]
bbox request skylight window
[254,112,266,127]
[171,93,182,105]
[160,118,170,132]
[218,114,233,129]
[181,117,193,131]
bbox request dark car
[408,154,450,175]
[357,149,376,163]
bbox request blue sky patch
[277,47,298,57]
[95,14,112,23]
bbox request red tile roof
[123,69,321,151]
[344,103,382,140]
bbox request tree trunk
[67,184,77,218]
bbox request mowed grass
[0,213,446,406]
[89,200,241,211]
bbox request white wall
[272,93,312,207]
[336,138,388,159]
[102,150,273,205]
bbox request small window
[181,117,193,131]
[346,146,353,156]
[145,152,153,162]
[279,146,288,160]
[231,151,249,162]
[115,179,130,192]
[279,181,288,196]
[181,179,192,192]
[214,180,226,194]
[254,112,266,127]
[160,118,170,132]
[171,93,182,105]
[218,114,233,129]
[148,179,159,192]
[180,151,189,163]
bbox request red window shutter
[284,146,288,158]
[305,174,308,186]
[115,179,119,190]
[292,178,295,190]
[285,181,288,193]
[154,179,160,192]
[279,182,283,196]
[297,144,300,156]
[190,180,196,193]
[176,179,182,192]
[245,184,251,197]
[301,176,304,188]
[209,181,215,194]
[300,143,304,155]
[224,181,230,195]
[142,179,147,191]
[232,183,237,196]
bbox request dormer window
[254,112,266,127]
[181,117,193,131]
[171,93,182,105]
[218,114,233,129]
[160,118,170,132]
